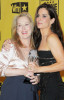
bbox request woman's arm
[0,42,32,77]
[29,34,64,73]
[4,67,31,77]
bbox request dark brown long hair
[33,3,63,49]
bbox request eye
[25,23,30,26]
[36,14,39,18]
[43,15,47,18]
[17,24,22,27]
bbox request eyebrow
[42,14,48,15]
[17,22,30,24]
[38,13,48,16]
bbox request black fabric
[38,51,64,100]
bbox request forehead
[17,16,30,23]
[38,8,49,15]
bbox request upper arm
[47,34,64,62]
[0,43,14,76]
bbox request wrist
[34,67,39,73]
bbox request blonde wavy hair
[11,12,35,49]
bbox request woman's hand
[24,67,34,78]
[28,62,39,73]
[2,39,12,51]
[30,75,40,85]
[24,67,40,85]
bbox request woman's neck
[20,38,31,48]
[40,28,52,38]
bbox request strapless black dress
[38,51,64,100]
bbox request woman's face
[36,8,52,29]
[16,16,32,39]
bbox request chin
[37,26,42,29]
[23,35,31,39]
[37,25,42,28]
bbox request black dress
[38,51,64,100]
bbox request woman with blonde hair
[0,12,39,100]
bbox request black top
[37,51,64,100]
[38,50,56,66]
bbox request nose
[39,17,42,21]
[22,26,25,30]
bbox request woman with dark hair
[33,3,63,48]
[29,3,64,100]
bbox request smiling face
[16,16,32,40]
[36,8,53,30]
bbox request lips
[38,22,42,25]
[22,32,28,34]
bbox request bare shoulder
[47,33,63,51]
[47,33,60,45]
[47,33,59,41]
